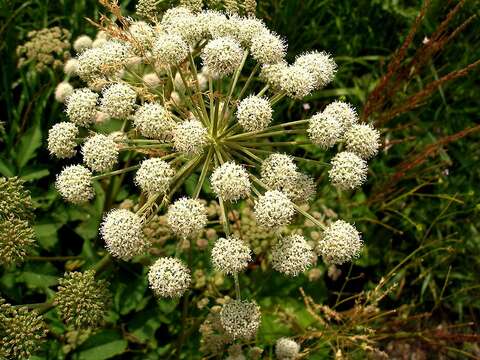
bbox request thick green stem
[92,164,140,181]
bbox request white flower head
[148,257,191,297]
[220,300,261,340]
[250,30,286,64]
[128,21,155,49]
[254,190,295,229]
[211,162,251,201]
[295,51,337,89]
[236,17,267,47]
[56,165,94,204]
[73,35,93,53]
[316,220,363,265]
[64,58,79,76]
[307,112,343,149]
[260,61,288,92]
[100,83,136,119]
[344,124,381,159]
[48,122,78,159]
[201,37,244,77]
[323,101,358,130]
[236,95,273,132]
[152,33,189,65]
[271,234,315,276]
[211,236,252,275]
[172,119,208,155]
[260,153,298,190]
[55,82,74,103]
[328,151,367,190]
[82,134,119,172]
[166,197,208,238]
[65,88,98,126]
[133,103,175,140]
[279,65,315,99]
[101,209,149,260]
[275,338,300,360]
[135,158,175,195]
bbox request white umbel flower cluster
[135,158,175,195]
[55,82,74,103]
[55,165,94,204]
[152,33,189,65]
[210,162,251,201]
[275,338,301,360]
[73,35,93,53]
[254,190,295,229]
[48,122,78,159]
[295,51,337,89]
[328,151,367,190]
[236,95,273,131]
[220,300,261,340]
[100,83,137,119]
[250,31,286,65]
[82,134,119,172]
[316,220,363,265]
[271,235,315,276]
[166,197,208,238]
[172,119,208,155]
[101,209,149,260]
[307,112,343,149]
[323,101,358,130]
[65,88,98,126]
[133,103,175,140]
[148,257,191,297]
[211,236,252,275]
[344,124,381,159]
[201,37,244,77]
[279,65,314,99]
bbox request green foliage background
[0,0,479,358]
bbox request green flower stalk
[54,270,111,329]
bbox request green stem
[92,164,140,181]
[257,84,269,97]
[233,273,241,300]
[238,63,260,100]
[193,148,213,198]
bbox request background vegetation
[0,0,479,358]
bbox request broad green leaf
[16,121,42,169]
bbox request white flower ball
[279,65,315,99]
[152,33,189,65]
[73,35,93,53]
[65,88,98,126]
[316,220,363,265]
[201,37,244,77]
[323,101,358,130]
[254,190,295,229]
[211,236,252,275]
[328,151,367,190]
[295,51,337,89]
[82,134,119,172]
[129,21,155,49]
[307,112,343,149]
[236,95,273,132]
[100,83,136,119]
[220,300,261,340]
[271,235,315,276]
[281,172,316,203]
[133,103,176,140]
[56,165,94,204]
[260,153,297,191]
[64,59,79,76]
[236,17,267,47]
[275,338,300,360]
[166,197,208,238]
[135,158,174,195]
[250,30,286,64]
[344,124,381,159]
[210,162,251,201]
[55,82,74,103]
[148,257,191,297]
[172,119,208,155]
[48,122,78,159]
[260,62,288,92]
[197,10,227,39]
[101,209,148,260]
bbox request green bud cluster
[54,271,111,329]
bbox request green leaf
[34,223,59,250]
[74,330,127,360]
[18,271,58,288]
[15,121,42,169]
